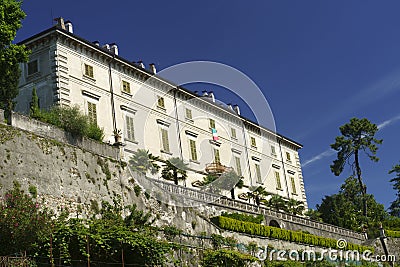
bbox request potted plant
[113,129,122,144]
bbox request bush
[31,105,104,141]
[221,212,264,224]
[213,216,373,253]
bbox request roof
[18,24,303,149]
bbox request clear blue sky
[15,0,400,210]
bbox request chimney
[209,91,215,102]
[102,44,110,51]
[149,63,157,74]
[227,103,233,111]
[137,60,145,69]
[202,90,208,97]
[233,104,240,115]
[93,41,100,46]
[65,20,73,33]
[110,43,119,55]
[54,17,66,30]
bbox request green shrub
[133,185,142,197]
[221,212,264,224]
[214,216,373,252]
[386,230,400,238]
[29,105,104,141]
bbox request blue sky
[15,1,400,210]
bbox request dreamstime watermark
[256,239,396,263]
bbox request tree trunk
[173,170,178,185]
[355,150,367,217]
[230,188,235,199]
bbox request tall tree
[330,117,382,217]
[0,0,30,120]
[317,176,386,231]
[129,149,160,175]
[388,163,400,217]
[161,157,188,185]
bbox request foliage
[213,216,374,252]
[133,184,142,197]
[305,209,323,222]
[388,162,400,217]
[162,225,182,241]
[247,186,269,205]
[0,0,30,120]
[330,117,382,217]
[221,212,264,224]
[0,181,52,256]
[161,157,188,185]
[383,216,400,231]
[202,249,258,267]
[29,88,40,118]
[385,229,400,238]
[129,148,160,175]
[317,176,387,232]
[30,105,104,141]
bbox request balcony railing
[145,177,366,241]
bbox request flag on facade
[211,128,219,141]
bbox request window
[231,128,237,139]
[84,64,94,78]
[209,118,216,129]
[125,116,135,141]
[255,164,262,183]
[87,102,97,124]
[185,108,192,120]
[213,148,220,164]
[275,171,282,190]
[290,176,297,194]
[157,96,165,109]
[286,152,291,162]
[234,156,242,176]
[122,80,131,94]
[27,60,39,76]
[189,139,197,161]
[160,128,170,152]
[271,145,276,156]
[250,137,257,147]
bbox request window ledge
[185,118,194,123]
[276,188,283,191]
[122,91,132,97]
[83,75,96,82]
[125,139,138,145]
[160,149,172,155]
[189,159,200,164]
[157,106,166,112]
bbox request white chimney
[137,61,145,69]
[110,43,119,55]
[227,103,233,111]
[209,91,215,102]
[202,90,208,97]
[65,20,73,33]
[93,41,100,46]
[102,44,110,51]
[233,104,240,115]
[149,63,157,74]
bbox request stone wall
[0,111,369,248]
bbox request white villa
[16,18,308,208]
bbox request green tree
[305,209,323,222]
[330,117,382,217]
[388,163,400,217]
[29,87,40,118]
[0,0,30,120]
[317,176,386,231]
[161,157,188,185]
[248,186,268,206]
[266,194,287,212]
[129,148,160,175]
[202,249,258,267]
[0,181,52,256]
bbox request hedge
[213,216,373,253]
[386,230,400,238]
